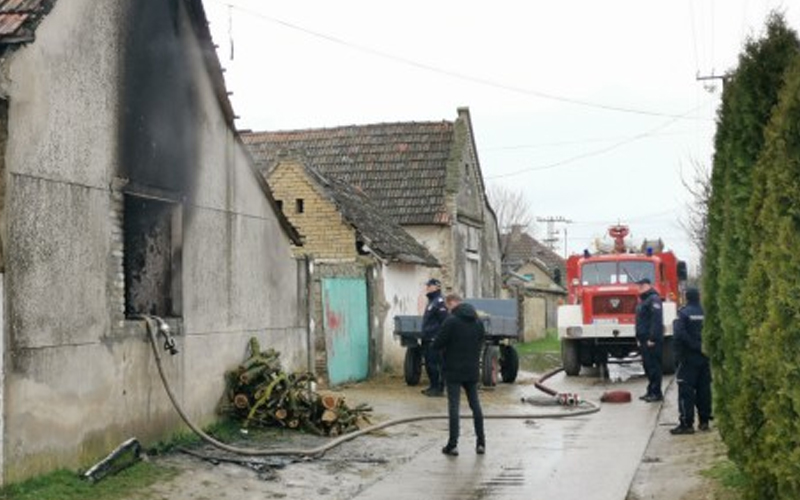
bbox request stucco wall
[378,263,431,372]
[1,0,305,483]
[404,225,451,289]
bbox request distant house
[501,225,566,341]
[0,0,307,484]
[266,156,439,381]
[243,107,502,300]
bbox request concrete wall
[1,0,305,483]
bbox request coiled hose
[143,316,600,458]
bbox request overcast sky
[204,0,800,273]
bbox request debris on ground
[220,338,372,437]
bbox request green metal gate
[321,277,369,385]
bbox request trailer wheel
[500,345,519,383]
[404,346,422,386]
[561,339,581,376]
[481,345,499,387]
[661,337,675,375]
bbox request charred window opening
[123,195,182,318]
[295,199,304,214]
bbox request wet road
[351,367,663,500]
[132,364,668,500]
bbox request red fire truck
[557,225,687,376]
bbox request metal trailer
[393,298,520,387]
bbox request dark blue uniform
[673,289,712,429]
[421,289,448,394]
[636,287,664,399]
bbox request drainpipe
[304,255,314,375]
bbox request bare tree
[486,183,535,234]
[680,159,711,258]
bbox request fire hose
[143,315,600,458]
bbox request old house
[0,0,308,484]
[501,225,566,341]
[243,107,502,301]
[266,156,438,381]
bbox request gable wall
[268,161,357,260]
[0,0,305,483]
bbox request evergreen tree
[739,53,800,499]
[703,14,800,466]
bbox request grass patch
[516,328,560,355]
[0,461,177,500]
[701,458,748,492]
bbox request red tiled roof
[0,0,52,46]
[243,121,455,226]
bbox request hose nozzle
[157,319,179,356]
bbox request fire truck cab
[557,225,687,376]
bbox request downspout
[304,255,314,375]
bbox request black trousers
[445,381,485,448]
[423,341,443,391]
[642,343,663,398]
[677,358,712,426]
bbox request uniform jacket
[635,288,664,344]
[421,290,448,340]
[673,301,706,365]
[433,303,485,383]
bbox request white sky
[204,0,800,274]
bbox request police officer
[421,278,447,397]
[636,278,664,402]
[670,287,712,434]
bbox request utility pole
[536,216,573,252]
[696,71,730,92]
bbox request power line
[482,129,702,152]
[211,0,712,121]
[486,102,708,180]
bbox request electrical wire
[486,102,707,180]
[210,0,709,121]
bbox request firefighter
[635,278,664,402]
[420,278,447,397]
[670,287,712,434]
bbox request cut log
[233,394,250,410]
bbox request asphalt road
[353,368,663,500]
[130,365,670,500]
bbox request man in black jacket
[670,287,712,435]
[635,278,664,402]
[433,294,486,457]
[421,278,447,397]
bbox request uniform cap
[636,278,651,285]
[426,278,441,287]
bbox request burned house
[0,0,307,483]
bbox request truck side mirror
[677,261,688,281]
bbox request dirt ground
[120,368,733,500]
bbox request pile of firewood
[221,338,372,437]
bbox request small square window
[276,199,283,211]
[296,199,304,214]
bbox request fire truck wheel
[481,345,499,387]
[561,339,581,376]
[500,345,519,383]
[661,337,675,375]
[404,347,422,386]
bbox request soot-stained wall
[119,0,200,197]
[0,0,306,484]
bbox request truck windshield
[581,261,656,285]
